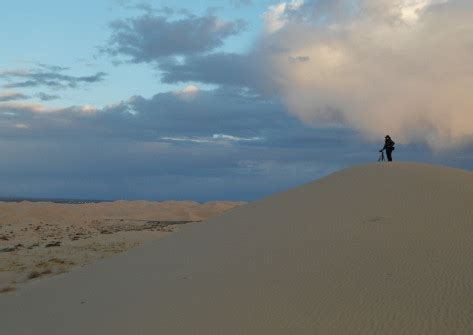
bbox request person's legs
[386,149,393,161]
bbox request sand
[0,200,243,291]
[1,162,472,334]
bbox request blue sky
[0,0,472,201]
[0,0,263,106]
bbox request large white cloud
[262,0,473,149]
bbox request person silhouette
[379,135,395,162]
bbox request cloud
[288,56,310,63]
[36,63,70,72]
[161,133,262,144]
[14,123,29,129]
[161,136,213,143]
[158,52,278,96]
[0,83,471,201]
[159,53,253,86]
[231,0,253,7]
[262,0,303,33]
[0,102,55,114]
[212,134,262,141]
[103,12,246,62]
[257,0,473,149]
[154,0,473,149]
[0,135,357,201]
[113,1,190,15]
[0,84,365,200]
[0,85,314,147]
[0,101,99,137]
[0,101,97,117]
[173,84,200,101]
[97,87,290,140]
[0,64,106,89]
[37,92,60,101]
[0,91,29,102]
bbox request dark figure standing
[380,135,395,162]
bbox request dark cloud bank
[1,84,471,201]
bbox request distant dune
[1,163,472,334]
[0,200,243,292]
[0,199,242,223]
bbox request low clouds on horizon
[0,84,366,201]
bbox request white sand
[1,162,472,334]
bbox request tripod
[378,151,385,162]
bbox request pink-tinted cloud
[262,0,473,149]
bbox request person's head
[385,135,391,139]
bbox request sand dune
[1,162,472,334]
[0,200,243,291]
[0,199,240,223]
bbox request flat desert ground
[1,162,472,334]
[0,200,243,292]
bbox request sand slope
[1,162,472,334]
[0,200,243,291]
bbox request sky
[0,0,472,201]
